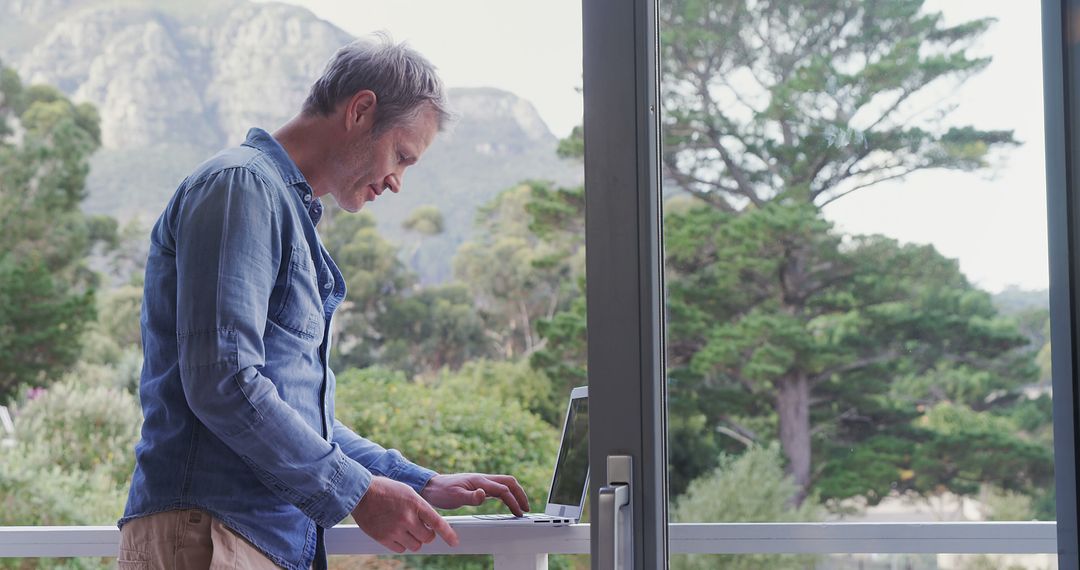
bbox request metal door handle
[598,454,633,569]
[598,483,630,569]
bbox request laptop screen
[549,396,589,507]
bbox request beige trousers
[117,509,288,569]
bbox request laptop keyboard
[471,513,566,521]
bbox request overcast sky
[270,0,1049,293]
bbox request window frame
[582,0,669,568]
[1045,0,1080,566]
[582,0,1080,568]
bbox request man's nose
[384,173,402,193]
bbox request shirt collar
[242,127,324,225]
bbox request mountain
[0,0,583,284]
[992,286,1049,315]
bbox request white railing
[0,522,1057,569]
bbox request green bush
[334,364,566,570]
[0,372,141,569]
[670,445,821,570]
[78,284,144,372]
[335,366,558,513]
[7,375,141,483]
[439,359,561,426]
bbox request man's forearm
[331,419,436,493]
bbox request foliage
[321,210,415,368]
[77,278,145,392]
[652,0,1031,504]
[334,365,558,507]
[677,203,1050,504]
[556,125,584,160]
[439,359,562,427]
[659,0,1015,211]
[912,405,1050,497]
[322,211,492,377]
[980,486,1035,522]
[0,369,141,569]
[0,64,114,400]
[454,182,584,360]
[527,191,1051,508]
[373,284,492,379]
[670,445,820,570]
[523,0,1053,509]
[530,293,588,393]
[0,258,96,401]
[8,373,142,484]
[402,204,445,236]
[333,364,564,570]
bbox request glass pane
[660,0,1054,530]
[0,0,585,566]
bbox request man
[118,36,529,570]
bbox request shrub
[8,375,141,483]
[670,445,821,570]
[335,366,557,513]
[438,359,561,426]
[0,372,141,570]
[334,364,566,570]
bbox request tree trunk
[776,242,813,506]
[776,371,812,506]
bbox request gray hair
[303,33,451,137]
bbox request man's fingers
[490,475,530,512]
[478,480,523,517]
[418,505,459,547]
[387,540,406,554]
[400,532,423,552]
[412,524,436,544]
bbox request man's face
[332,106,439,213]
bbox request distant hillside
[0,0,583,284]
[992,286,1049,315]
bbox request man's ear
[343,90,377,133]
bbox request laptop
[446,385,589,526]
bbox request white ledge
[0,522,1057,558]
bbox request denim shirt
[120,128,436,570]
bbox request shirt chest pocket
[273,244,324,342]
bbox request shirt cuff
[302,454,371,528]
[370,449,438,494]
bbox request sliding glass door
[583,1,1080,569]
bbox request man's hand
[352,477,459,554]
[420,473,531,517]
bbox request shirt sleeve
[173,167,369,528]
[331,419,437,494]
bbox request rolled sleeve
[174,167,370,526]
[332,419,437,494]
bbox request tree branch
[662,156,738,212]
[810,350,901,386]
[817,164,925,208]
[810,145,874,199]
[690,72,765,207]
[717,415,761,447]
[810,407,873,437]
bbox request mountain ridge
[1,0,583,284]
